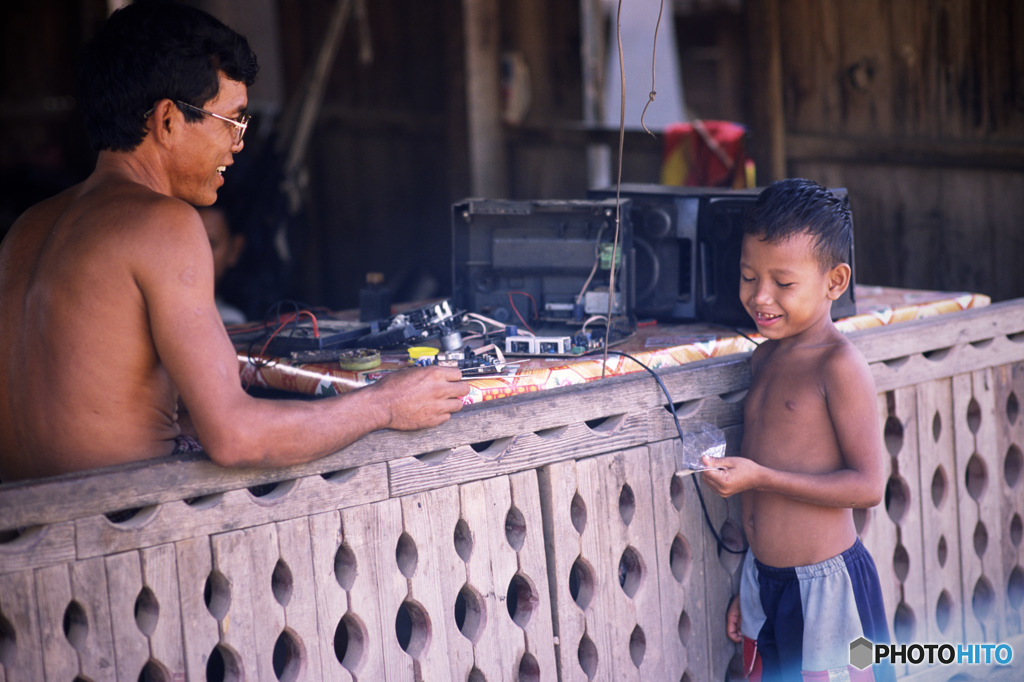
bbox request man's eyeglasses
[143,100,251,145]
[175,101,251,145]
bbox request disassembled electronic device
[451,198,635,326]
[358,299,463,351]
[420,343,515,378]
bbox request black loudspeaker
[587,184,703,320]
[696,188,856,327]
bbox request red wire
[507,291,537,333]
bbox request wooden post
[462,0,508,197]
[747,0,787,182]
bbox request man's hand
[371,366,469,430]
[699,455,760,498]
[726,594,743,643]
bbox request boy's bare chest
[745,355,831,438]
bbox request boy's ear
[826,263,852,301]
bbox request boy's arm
[701,344,885,509]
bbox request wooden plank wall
[747,0,1024,302]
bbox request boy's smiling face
[739,230,848,340]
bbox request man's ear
[826,263,852,301]
[146,99,178,148]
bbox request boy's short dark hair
[744,178,852,271]
[78,0,258,152]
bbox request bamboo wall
[3,301,1024,681]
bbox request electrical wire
[597,349,748,555]
[603,0,628,378]
[639,0,665,136]
[507,291,538,333]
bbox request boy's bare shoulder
[819,332,875,394]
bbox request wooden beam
[787,132,1024,171]
[462,0,508,197]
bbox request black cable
[600,350,748,555]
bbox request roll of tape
[338,348,381,371]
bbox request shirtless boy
[0,2,468,482]
[701,178,894,681]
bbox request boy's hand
[726,594,743,643]
[699,455,758,497]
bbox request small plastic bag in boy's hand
[682,421,727,471]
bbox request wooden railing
[2,299,1024,681]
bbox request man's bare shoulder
[80,178,201,238]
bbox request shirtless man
[700,179,894,681]
[0,2,468,482]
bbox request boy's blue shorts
[739,538,896,681]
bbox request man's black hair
[78,0,258,152]
[743,178,852,271]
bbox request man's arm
[701,344,885,509]
[139,200,468,468]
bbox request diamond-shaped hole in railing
[967,398,982,434]
[931,465,948,509]
[892,544,910,583]
[965,454,988,501]
[334,612,366,672]
[974,521,989,558]
[206,643,242,682]
[670,473,685,511]
[63,599,89,651]
[893,601,916,644]
[396,532,418,579]
[507,573,538,628]
[454,518,473,562]
[884,416,903,457]
[334,544,357,591]
[272,629,304,682]
[204,570,231,620]
[134,586,159,637]
[505,506,526,552]
[519,652,541,682]
[885,475,910,524]
[618,484,635,527]
[1008,566,1024,611]
[670,534,692,584]
[455,584,485,642]
[395,600,430,659]
[271,559,293,608]
[678,609,692,645]
[972,576,995,622]
[578,633,598,679]
[1005,444,1023,488]
[139,659,171,682]
[629,624,646,667]
[571,492,587,534]
[936,589,953,634]
[569,555,595,610]
[618,546,645,598]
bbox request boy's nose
[751,283,773,305]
